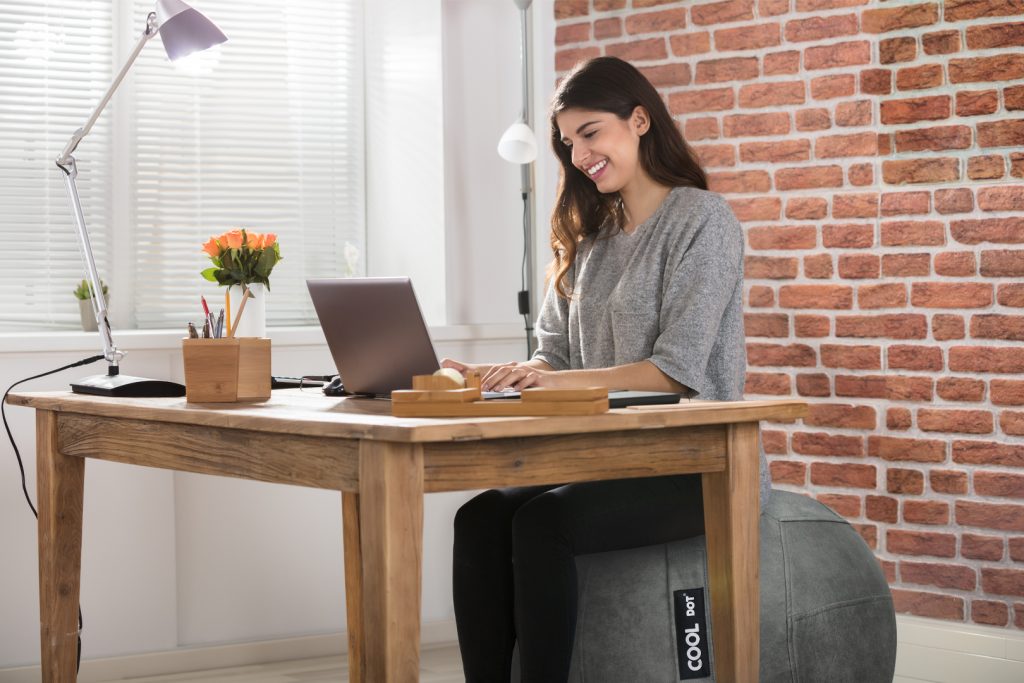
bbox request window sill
[0,323,528,355]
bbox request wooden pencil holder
[182,337,271,403]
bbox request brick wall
[553,0,1024,630]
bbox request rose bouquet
[201,229,281,290]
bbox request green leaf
[200,267,220,283]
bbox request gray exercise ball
[511,489,896,682]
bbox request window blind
[0,1,114,328]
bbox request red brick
[933,315,965,341]
[804,41,871,71]
[978,120,1024,148]
[746,342,817,366]
[723,112,791,137]
[744,312,790,336]
[883,158,960,184]
[605,38,669,62]
[811,74,857,100]
[670,32,712,56]
[895,126,971,153]
[775,165,844,190]
[945,0,1024,21]
[1008,86,1024,111]
[951,347,1024,374]
[862,3,940,34]
[555,47,602,72]
[818,493,862,518]
[835,100,872,127]
[684,117,720,141]
[982,567,1024,597]
[934,251,976,276]
[858,283,907,309]
[893,589,964,620]
[835,314,927,339]
[795,107,831,131]
[851,163,875,187]
[992,380,1024,406]
[841,374,933,402]
[951,217,1024,244]
[888,530,957,558]
[869,435,946,463]
[593,0,626,9]
[888,407,912,430]
[972,600,1010,627]
[982,251,1024,278]
[625,8,687,34]
[981,187,1024,214]
[794,316,830,338]
[854,523,878,548]
[691,0,755,26]
[556,22,590,45]
[594,17,623,40]
[1017,605,1024,629]
[555,0,589,19]
[779,284,852,309]
[961,533,1003,561]
[901,561,975,590]
[967,22,1024,49]
[888,468,924,494]
[1003,411,1024,436]
[761,431,787,456]
[880,96,951,125]
[759,0,789,16]
[804,254,833,279]
[823,223,874,248]
[796,0,869,9]
[923,30,962,54]
[695,56,759,84]
[832,193,879,219]
[904,500,951,525]
[694,144,736,168]
[738,82,804,109]
[958,500,1024,533]
[881,220,946,247]
[715,23,781,51]
[881,192,930,216]
[786,197,828,220]
[796,372,830,395]
[972,313,1024,340]
[837,254,880,279]
[748,225,816,250]
[976,472,1024,499]
[1011,538,1024,562]
[793,432,864,457]
[811,462,877,489]
[744,256,798,280]
[912,282,993,309]
[950,55,1024,84]
[785,14,858,42]
[747,285,774,307]
[820,344,882,369]
[739,140,810,163]
[640,64,693,88]
[860,69,892,95]
[1000,284,1024,307]
[882,253,930,277]
[896,64,945,92]
[670,88,736,114]
[935,188,975,215]
[1013,152,1024,177]
[919,409,994,435]
[888,345,942,372]
[728,196,781,221]
[745,372,792,395]
[630,0,677,6]
[770,460,805,485]
[816,132,878,158]
[707,170,772,194]
[764,50,800,75]
[957,90,999,117]
[936,377,985,402]
[880,37,917,64]
[867,495,898,523]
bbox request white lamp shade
[497,121,537,164]
[155,0,227,61]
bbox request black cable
[520,191,534,359]
[3,353,104,674]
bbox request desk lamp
[497,0,537,357]
[55,0,226,397]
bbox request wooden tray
[392,373,609,417]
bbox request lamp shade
[497,121,537,164]
[155,0,227,61]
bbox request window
[0,0,364,330]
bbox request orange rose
[223,229,244,249]
[201,237,220,257]
[246,231,262,248]
[262,233,277,248]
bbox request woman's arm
[480,359,686,393]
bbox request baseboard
[895,614,1024,683]
[4,615,1023,683]
[0,620,459,683]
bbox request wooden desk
[7,390,805,682]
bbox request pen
[187,322,199,339]
[215,309,225,338]
[201,296,214,335]
[202,320,210,338]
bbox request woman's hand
[440,358,505,380]
[481,363,559,392]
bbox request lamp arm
[57,12,158,165]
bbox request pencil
[228,286,252,338]
[225,288,231,336]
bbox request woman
[443,56,768,682]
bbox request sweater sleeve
[532,270,572,371]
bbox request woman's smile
[585,158,608,180]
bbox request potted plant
[73,279,109,332]
[201,229,282,337]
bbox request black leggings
[452,474,705,683]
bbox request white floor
[104,644,464,683]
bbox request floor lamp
[55,0,226,396]
[497,0,537,358]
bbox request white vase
[78,295,109,332]
[229,284,266,338]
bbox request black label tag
[673,587,710,680]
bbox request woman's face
[555,106,649,194]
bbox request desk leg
[341,492,365,682]
[358,441,424,682]
[701,421,760,683]
[36,410,85,682]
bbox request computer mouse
[322,375,347,397]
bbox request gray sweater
[533,186,771,507]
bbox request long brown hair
[549,56,707,298]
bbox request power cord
[3,353,105,674]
